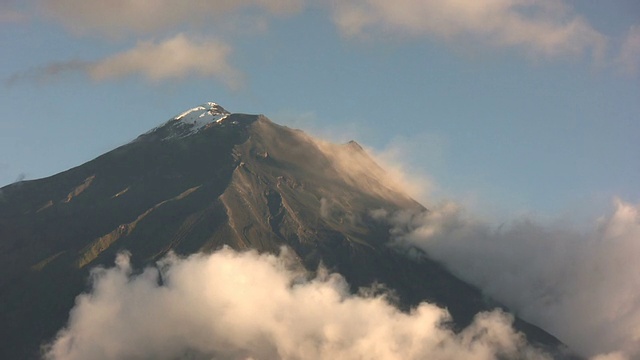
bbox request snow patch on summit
[136,102,233,141]
[172,102,230,131]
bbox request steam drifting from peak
[305,135,425,206]
[44,248,550,360]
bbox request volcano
[0,103,573,359]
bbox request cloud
[88,34,242,87]
[6,34,243,88]
[385,198,640,359]
[331,0,606,59]
[272,110,371,145]
[5,60,90,86]
[45,247,550,360]
[369,134,447,206]
[617,25,640,75]
[269,120,430,206]
[40,0,303,37]
[265,120,433,209]
[305,135,427,206]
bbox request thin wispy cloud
[88,34,242,87]
[13,0,301,86]
[331,0,607,60]
[6,34,243,89]
[5,60,89,86]
[44,248,550,360]
[618,25,640,75]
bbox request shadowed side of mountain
[0,114,257,358]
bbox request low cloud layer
[331,0,606,59]
[45,248,549,360]
[7,34,242,88]
[40,0,303,37]
[386,198,640,359]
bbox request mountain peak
[345,140,364,152]
[138,102,233,141]
[172,102,230,128]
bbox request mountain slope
[0,103,570,359]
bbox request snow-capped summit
[172,102,230,130]
[138,102,233,141]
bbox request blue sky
[1,0,639,220]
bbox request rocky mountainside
[0,103,571,359]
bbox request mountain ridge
[0,104,574,359]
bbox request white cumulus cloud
[44,247,550,360]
